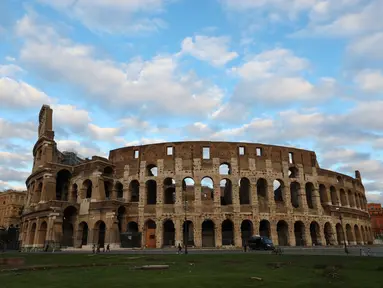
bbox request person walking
[177,243,183,254]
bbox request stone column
[24,221,31,247]
[267,183,275,214]
[299,183,309,214]
[232,181,240,213]
[41,174,56,202]
[155,219,162,248]
[194,183,202,214]
[32,218,41,247]
[288,222,295,246]
[305,223,312,246]
[250,177,258,215]
[234,219,242,247]
[194,218,202,248]
[156,182,163,215]
[270,221,278,243]
[215,220,222,247]
[175,218,182,246]
[91,172,104,201]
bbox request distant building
[367,203,383,238]
[0,190,26,228]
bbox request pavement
[7,245,383,257]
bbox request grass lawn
[1,253,382,288]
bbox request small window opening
[203,147,210,160]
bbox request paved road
[8,245,383,257]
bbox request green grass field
[1,253,382,288]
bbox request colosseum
[20,105,373,250]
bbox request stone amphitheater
[20,105,373,249]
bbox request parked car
[247,235,275,250]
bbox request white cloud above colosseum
[0,0,382,205]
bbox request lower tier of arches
[20,214,373,249]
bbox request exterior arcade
[20,105,373,250]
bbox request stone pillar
[92,172,104,201]
[40,174,56,202]
[24,221,31,247]
[305,224,312,246]
[175,218,182,246]
[194,183,202,214]
[139,181,146,207]
[299,183,309,214]
[234,219,242,247]
[215,220,222,247]
[270,221,278,243]
[32,218,41,247]
[250,177,258,215]
[267,183,275,214]
[155,219,162,248]
[194,218,202,248]
[288,222,295,246]
[232,181,240,213]
[156,182,163,215]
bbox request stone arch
[146,180,157,204]
[335,223,344,245]
[346,224,354,245]
[336,176,343,185]
[219,162,231,175]
[259,219,270,238]
[220,179,232,205]
[277,220,289,246]
[94,220,106,247]
[324,222,333,245]
[83,179,92,199]
[127,221,139,232]
[310,221,321,245]
[290,182,300,208]
[129,180,140,202]
[354,225,362,245]
[183,220,194,246]
[202,219,215,247]
[340,189,347,206]
[289,166,298,178]
[221,219,234,245]
[201,177,214,202]
[257,178,268,200]
[182,177,195,202]
[29,222,36,245]
[34,182,43,203]
[273,179,284,202]
[330,186,338,205]
[103,166,114,177]
[146,164,158,177]
[347,190,355,207]
[294,221,305,246]
[78,222,88,247]
[56,169,72,201]
[104,180,113,199]
[239,178,251,204]
[38,221,47,246]
[319,184,328,205]
[62,206,77,247]
[115,182,123,199]
[117,206,126,233]
[305,182,315,209]
[163,219,175,247]
[241,220,253,245]
[354,193,360,208]
[163,178,176,204]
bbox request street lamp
[336,207,349,254]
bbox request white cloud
[0,167,29,183]
[36,0,169,34]
[348,32,383,60]
[16,14,223,119]
[56,139,107,158]
[0,64,23,77]
[0,151,31,168]
[52,104,91,133]
[5,56,15,62]
[0,77,52,109]
[0,118,35,140]
[179,35,238,66]
[88,123,122,143]
[354,70,383,93]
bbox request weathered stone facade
[20,105,373,249]
[0,190,26,229]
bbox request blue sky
[0,0,383,204]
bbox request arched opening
[78,222,88,247]
[117,206,126,233]
[257,178,268,200]
[273,179,284,202]
[239,178,251,204]
[310,221,321,246]
[319,184,328,205]
[277,221,289,246]
[221,219,234,245]
[202,220,215,247]
[241,220,253,245]
[163,178,176,204]
[115,182,123,199]
[259,220,270,238]
[220,179,232,205]
[201,177,214,203]
[163,219,175,247]
[354,225,362,245]
[346,224,354,245]
[62,206,77,247]
[94,221,106,247]
[71,183,78,201]
[324,222,333,245]
[294,221,305,246]
[330,186,338,205]
[104,181,112,199]
[124,221,141,248]
[336,176,343,185]
[340,189,347,206]
[129,180,140,202]
[290,182,300,208]
[182,177,195,202]
[103,166,114,177]
[83,179,92,199]
[38,221,47,246]
[219,163,231,175]
[288,167,298,178]
[335,223,344,245]
[146,164,158,177]
[29,223,36,245]
[146,180,157,205]
[127,221,139,232]
[305,182,315,209]
[34,183,43,203]
[56,169,72,201]
[183,220,194,246]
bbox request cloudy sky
[0,0,382,203]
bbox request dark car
[247,235,275,251]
